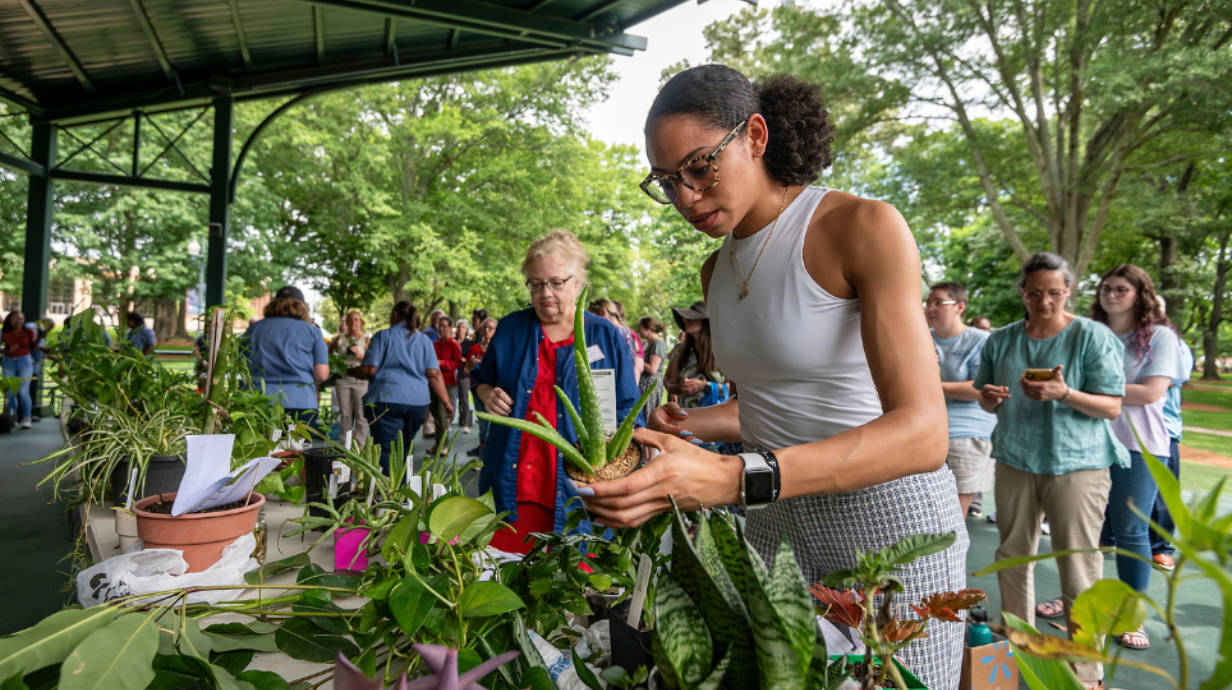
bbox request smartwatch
[739,452,777,509]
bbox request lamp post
[187,237,206,339]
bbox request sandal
[1116,626,1150,650]
[1036,597,1066,619]
[1081,681,1106,690]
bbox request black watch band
[759,450,782,502]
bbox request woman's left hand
[577,428,742,528]
[1020,365,1069,402]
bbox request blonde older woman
[331,310,371,448]
[471,230,641,554]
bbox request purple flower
[334,645,521,690]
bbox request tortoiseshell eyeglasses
[640,121,746,205]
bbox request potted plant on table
[476,287,661,483]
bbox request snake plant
[476,287,659,477]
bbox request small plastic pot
[335,522,370,572]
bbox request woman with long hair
[590,297,645,381]
[636,315,668,412]
[352,301,452,472]
[662,301,724,410]
[580,65,965,688]
[1,311,37,428]
[1086,264,1180,650]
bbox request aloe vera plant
[475,287,660,480]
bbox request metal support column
[21,121,56,417]
[205,97,233,309]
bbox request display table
[84,497,347,688]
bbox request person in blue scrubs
[352,300,453,473]
[242,289,329,428]
[124,312,157,356]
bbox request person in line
[423,310,446,342]
[580,65,966,689]
[926,282,997,517]
[970,316,993,332]
[242,287,329,428]
[472,230,639,554]
[427,316,462,454]
[2,311,38,429]
[1152,302,1193,570]
[975,253,1126,689]
[124,312,157,356]
[663,301,727,410]
[591,297,645,381]
[351,301,452,473]
[637,315,669,412]
[466,317,498,458]
[331,310,371,448]
[27,317,52,422]
[456,320,474,435]
[1084,265,1181,650]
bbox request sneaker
[466,447,483,457]
[967,506,982,518]
[986,512,997,523]
[31,415,41,422]
[19,417,32,429]
[1041,518,1051,535]
[462,426,471,435]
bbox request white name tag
[592,369,618,436]
[586,345,604,363]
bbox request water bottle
[967,605,993,647]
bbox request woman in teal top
[974,252,1126,690]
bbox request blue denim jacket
[471,307,641,531]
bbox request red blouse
[1,328,36,358]
[515,328,574,508]
[433,338,462,386]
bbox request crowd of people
[0,62,1207,690]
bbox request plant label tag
[592,369,618,435]
[344,430,353,450]
[328,474,338,499]
[627,554,653,626]
[124,468,139,509]
[332,461,350,485]
[586,345,604,363]
[406,475,423,509]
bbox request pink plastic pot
[335,525,370,571]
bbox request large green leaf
[475,412,594,474]
[573,287,607,469]
[426,495,494,543]
[235,670,291,690]
[0,608,119,680]
[1069,580,1147,648]
[390,574,436,638]
[458,582,525,618]
[1002,613,1085,690]
[696,514,749,622]
[708,513,753,609]
[244,552,311,585]
[456,490,499,546]
[652,571,713,688]
[273,619,358,663]
[59,614,159,690]
[742,533,812,690]
[879,532,956,567]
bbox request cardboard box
[960,634,1019,690]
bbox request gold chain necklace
[728,186,790,300]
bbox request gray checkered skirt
[744,448,970,690]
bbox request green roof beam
[16,0,97,95]
[50,168,210,194]
[314,5,326,63]
[126,0,176,82]
[228,0,254,69]
[0,149,44,177]
[295,0,648,53]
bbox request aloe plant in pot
[476,287,660,483]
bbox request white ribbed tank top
[709,186,884,449]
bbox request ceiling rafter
[16,0,97,94]
[313,5,326,64]
[228,0,254,69]
[125,0,175,82]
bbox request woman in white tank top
[579,65,969,690]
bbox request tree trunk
[391,263,412,304]
[1159,232,1181,322]
[1202,230,1231,381]
[153,297,178,342]
[175,298,191,339]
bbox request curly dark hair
[1089,264,1174,363]
[646,64,835,186]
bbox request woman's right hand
[485,387,514,416]
[648,402,690,435]
[979,384,1011,410]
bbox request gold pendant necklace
[729,186,790,300]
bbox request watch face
[744,468,775,505]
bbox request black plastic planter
[303,448,351,519]
[110,455,186,506]
[600,599,653,676]
[0,414,14,434]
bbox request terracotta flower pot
[132,491,265,573]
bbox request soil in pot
[110,455,186,506]
[132,491,265,573]
[565,442,647,484]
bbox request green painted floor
[966,461,1230,690]
[0,419,78,635]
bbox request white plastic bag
[77,533,260,607]
[527,629,606,690]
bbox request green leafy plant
[975,439,1232,690]
[475,286,660,479]
[811,534,982,690]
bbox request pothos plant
[476,287,660,482]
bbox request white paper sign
[171,435,280,516]
[592,369,617,436]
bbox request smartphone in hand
[1023,368,1055,381]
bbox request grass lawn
[1181,431,1232,457]
[1182,409,1232,431]
[1182,386,1232,410]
